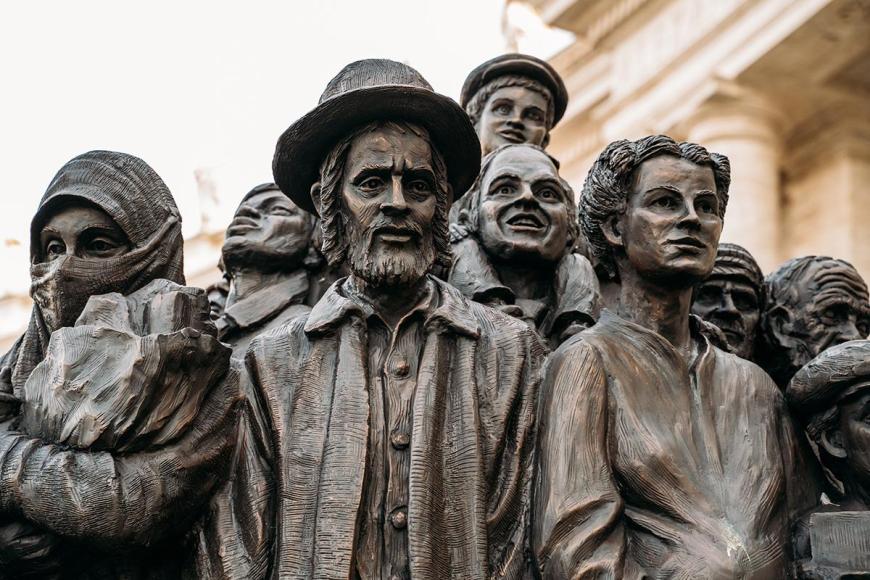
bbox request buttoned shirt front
[345,279,438,580]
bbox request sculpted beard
[346,217,435,288]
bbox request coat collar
[222,269,310,331]
[304,275,480,339]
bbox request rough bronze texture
[448,143,600,347]
[534,136,822,578]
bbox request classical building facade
[529,0,869,275]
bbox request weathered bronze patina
[691,242,764,360]
[449,143,599,347]
[0,151,237,579]
[534,136,821,578]
[195,59,545,580]
[788,340,870,579]
[461,53,568,157]
[216,182,323,357]
[759,256,870,389]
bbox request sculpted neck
[349,273,430,330]
[616,266,694,360]
[494,261,553,301]
[226,267,298,308]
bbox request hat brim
[273,85,481,215]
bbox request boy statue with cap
[461,53,568,157]
[691,242,765,360]
[192,59,545,580]
[787,339,870,578]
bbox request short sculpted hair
[455,143,579,245]
[465,74,555,130]
[580,135,731,280]
[316,120,452,270]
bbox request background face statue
[222,190,312,271]
[693,276,760,359]
[835,387,870,494]
[616,155,722,284]
[39,203,130,262]
[477,85,549,156]
[791,271,868,356]
[478,146,570,265]
[341,124,438,288]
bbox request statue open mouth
[506,212,545,231]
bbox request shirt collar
[305,275,480,339]
[223,269,309,330]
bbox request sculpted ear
[820,427,848,460]
[541,132,551,150]
[310,182,323,216]
[600,214,624,249]
[766,305,796,348]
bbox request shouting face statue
[692,244,764,359]
[476,145,572,265]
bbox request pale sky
[0,0,571,296]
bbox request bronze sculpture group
[0,55,868,579]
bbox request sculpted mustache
[365,220,424,238]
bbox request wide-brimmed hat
[273,59,481,215]
[460,53,568,126]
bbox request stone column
[685,97,783,272]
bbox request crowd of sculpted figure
[193,59,546,579]
[534,135,822,578]
[788,339,870,578]
[0,151,238,578]
[3,52,870,580]
[691,242,765,360]
[448,143,600,347]
[758,256,870,389]
[215,182,325,357]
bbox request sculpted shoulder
[712,343,784,404]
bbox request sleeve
[0,364,242,550]
[533,338,627,579]
[186,355,274,580]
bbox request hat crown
[319,59,433,104]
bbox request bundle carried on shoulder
[20,278,231,453]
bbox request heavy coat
[194,276,546,579]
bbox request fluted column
[685,98,783,272]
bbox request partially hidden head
[272,59,480,291]
[222,183,318,274]
[759,256,869,388]
[458,143,577,266]
[461,53,568,157]
[580,135,730,288]
[29,150,184,331]
[787,339,870,499]
[692,243,764,360]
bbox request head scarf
[7,150,184,392]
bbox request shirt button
[390,507,408,529]
[393,359,410,377]
[391,430,410,450]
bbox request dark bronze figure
[758,256,870,389]
[449,143,600,347]
[195,59,545,579]
[788,340,870,578]
[206,276,229,321]
[0,151,238,578]
[691,242,764,360]
[534,135,821,578]
[461,53,568,157]
[216,182,323,357]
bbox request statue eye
[358,176,385,191]
[493,104,511,115]
[270,207,293,216]
[525,109,544,123]
[538,188,558,200]
[45,239,65,259]
[495,184,514,196]
[696,198,718,215]
[86,236,124,256]
[408,180,432,195]
[653,196,676,209]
